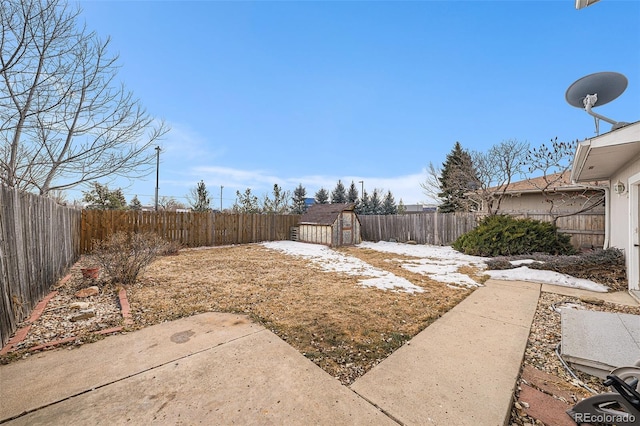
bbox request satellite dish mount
[565,72,628,135]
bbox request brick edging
[0,278,134,355]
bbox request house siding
[496,192,605,215]
[609,159,640,261]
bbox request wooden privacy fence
[514,213,606,249]
[81,210,301,252]
[359,212,478,245]
[0,186,81,347]
[359,212,606,248]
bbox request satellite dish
[565,71,629,134]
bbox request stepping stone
[518,384,575,426]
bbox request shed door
[341,213,353,245]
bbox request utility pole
[359,180,364,197]
[220,186,223,211]
[154,146,161,211]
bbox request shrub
[93,232,168,285]
[161,240,183,256]
[528,248,626,290]
[452,215,575,257]
[484,258,516,270]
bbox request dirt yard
[127,244,474,384]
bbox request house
[298,203,361,247]
[481,171,605,216]
[571,120,640,298]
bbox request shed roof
[300,203,356,225]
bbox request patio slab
[561,308,640,379]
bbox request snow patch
[261,241,424,293]
[485,266,609,292]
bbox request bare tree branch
[0,0,168,196]
[471,139,529,215]
[526,138,605,224]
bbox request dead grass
[129,244,472,384]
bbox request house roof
[300,203,356,225]
[571,120,640,182]
[492,171,601,194]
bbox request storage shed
[298,203,361,247]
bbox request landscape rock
[69,302,90,310]
[579,296,605,306]
[70,310,96,322]
[75,286,99,298]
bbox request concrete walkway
[2,279,540,425]
[351,279,540,425]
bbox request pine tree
[263,184,290,213]
[397,199,406,214]
[189,180,211,212]
[370,189,383,215]
[331,180,347,204]
[291,183,307,214]
[315,188,329,204]
[357,190,371,215]
[382,190,397,215]
[438,141,478,213]
[129,195,142,210]
[347,181,359,203]
[233,188,260,213]
[82,182,127,210]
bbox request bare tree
[471,139,529,215]
[420,162,442,202]
[156,196,186,211]
[0,0,168,196]
[526,138,604,224]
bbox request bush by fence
[0,186,81,347]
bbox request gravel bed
[1,256,123,361]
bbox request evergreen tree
[357,190,371,215]
[370,189,383,215]
[233,188,260,213]
[347,181,359,203]
[438,141,478,213]
[331,180,347,204]
[263,184,290,213]
[291,183,308,214]
[397,199,406,214]
[189,180,211,212]
[382,190,397,215]
[129,195,142,210]
[315,188,329,204]
[82,182,127,210]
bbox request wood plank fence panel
[514,213,606,249]
[0,186,81,347]
[359,212,479,245]
[81,211,301,252]
[359,212,605,249]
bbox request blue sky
[72,0,640,209]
